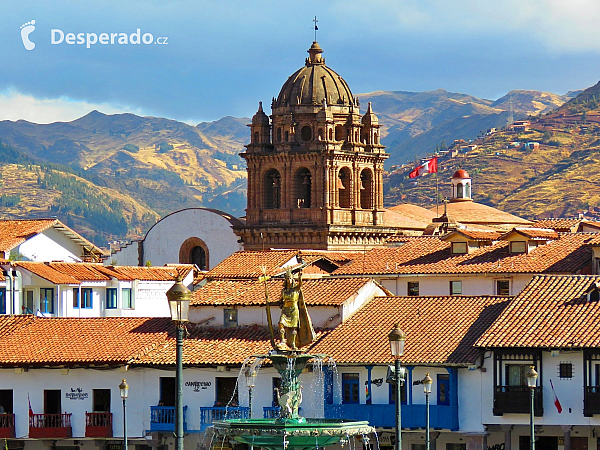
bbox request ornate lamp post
[119,379,129,450]
[245,367,257,419]
[527,366,538,450]
[422,374,433,450]
[388,324,407,450]
[166,277,191,450]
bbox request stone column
[561,426,571,450]
[503,426,512,450]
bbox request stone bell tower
[236,41,398,251]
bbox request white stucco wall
[189,305,341,328]
[378,273,536,297]
[0,363,328,440]
[480,350,600,427]
[18,230,83,262]
[109,208,243,268]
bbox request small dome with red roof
[452,169,470,179]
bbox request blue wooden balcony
[150,406,188,432]
[263,406,280,419]
[200,406,249,431]
[324,404,458,431]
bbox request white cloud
[333,0,600,53]
[0,89,148,124]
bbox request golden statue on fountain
[260,264,316,351]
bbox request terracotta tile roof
[16,262,81,284]
[583,221,600,230]
[297,250,361,266]
[442,230,503,241]
[533,218,582,232]
[310,295,510,365]
[477,275,600,348]
[132,325,275,365]
[0,219,57,252]
[430,202,532,226]
[205,250,299,279]
[132,325,332,366]
[204,250,358,280]
[192,277,376,307]
[334,233,593,276]
[46,263,112,281]
[501,227,559,240]
[0,316,171,365]
[383,210,430,230]
[14,262,189,284]
[387,204,437,223]
[100,265,191,281]
[386,235,438,244]
[0,219,105,259]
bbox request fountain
[212,266,375,450]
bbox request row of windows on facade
[451,241,537,255]
[406,280,510,297]
[263,167,374,209]
[0,288,134,315]
[254,125,379,146]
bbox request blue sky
[2,0,600,124]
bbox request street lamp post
[527,366,538,450]
[388,324,407,450]
[422,374,433,450]
[166,276,191,450]
[245,368,257,419]
[119,379,129,450]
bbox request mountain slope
[384,82,600,219]
[361,89,571,167]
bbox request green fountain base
[213,418,374,450]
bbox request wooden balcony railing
[200,407,249,431]
[150,406,187,432]
[29,413,72,438]
[0,414,15,438]
[584,386,600,416]
[493,386,543,416]
[85,412,113,437]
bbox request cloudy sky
[2,0,600,124]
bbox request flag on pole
[550,379,562,413]
[409,157,438,178]
[28,393,33,417]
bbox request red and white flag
[28,393,34,417]
[409,157,438,178]
[550,379,562,413]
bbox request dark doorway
[44,390,61,414]
[93,389,111,412]
[0,390,13,413]
[519,436,558,450]
[160,377,176,407]
[572,437,588,450]
[190,246,207,270]
[216,377,238,406]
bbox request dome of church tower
[274,42,355,107]
[251,101,269,124]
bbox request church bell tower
[236,41,398,250]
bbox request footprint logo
[20,20,36,50]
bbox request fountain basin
[212,418,374,450]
